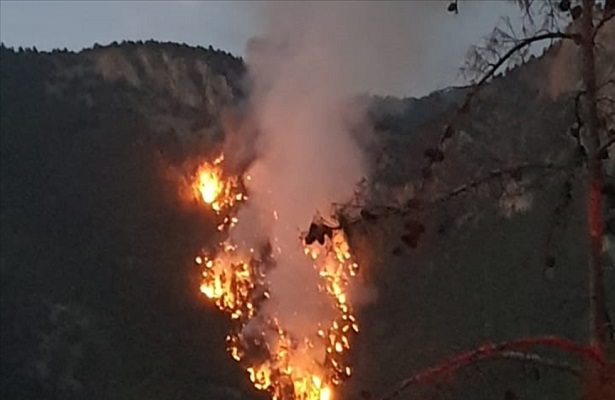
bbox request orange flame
[192,154,246,215]
[191,154,358,400]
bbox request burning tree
[337,1,614,399]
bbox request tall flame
[190,153,359,400]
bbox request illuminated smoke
[197,2,494,398]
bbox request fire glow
[193,154,246,214]
[190,154,359,400]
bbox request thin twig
[598,136,615,159]
[599,78,615,90]
[593,9,615,40]
[496,350,582,377]
[431,163,569,206]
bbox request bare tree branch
[466,31,578,93]
[423,31,580,194]
[431,163,570,205]
[378,336,603,400]
[336,162,571,227]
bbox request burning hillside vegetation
[189,154,360,400]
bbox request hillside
[0,41,256,400]
[1,20,614,400]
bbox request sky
[0,0,522,97]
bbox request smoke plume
[221,0,469,377]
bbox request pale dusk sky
[0,1,522,97]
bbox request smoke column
[218,1,522,390]
[226,1,455,353]
[202,2,538,396]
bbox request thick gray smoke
[248,1,435,98]
[224,0,512,347]
[223,0,431,343]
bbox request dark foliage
[305,222,334,245]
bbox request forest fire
[190,154,360,400]
[192,154,246,213]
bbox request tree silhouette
[334,1,614,398]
